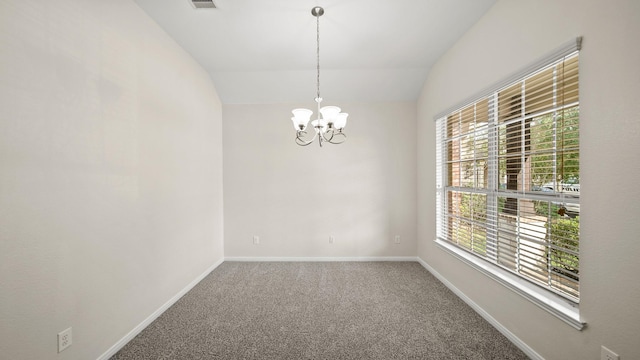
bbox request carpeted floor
[111,262,529,359]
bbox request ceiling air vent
[190,0,216,9]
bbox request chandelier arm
[296,138,314,146]
[327,132,346,144]
[295,131,317,146]
[321,128,335,142]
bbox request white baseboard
[224,256,419,262]
[416,257,543,360]
[97,258,225,360]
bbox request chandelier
[291,6,348,147]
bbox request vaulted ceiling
[134,0,496,104]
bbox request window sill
[435,239,585,330]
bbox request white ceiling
[133,0,496,104]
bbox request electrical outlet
[58,327,72,353]
[601,346,619,360]
[394,235,401,244]
[329,235,334,244]
[253,235,260,245]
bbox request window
[436,43,580,309]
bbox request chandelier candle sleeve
[290,6,348,147]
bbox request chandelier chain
[316,12,320,101]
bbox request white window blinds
[436,42,580,302]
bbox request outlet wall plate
[601,346,619,360]
[58,327,72,353]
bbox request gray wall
[417,0,640,359]
[223,102,417,258]
[0,0,224,359]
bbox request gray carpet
[111,262,529,359]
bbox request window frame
[434,38,584,330]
